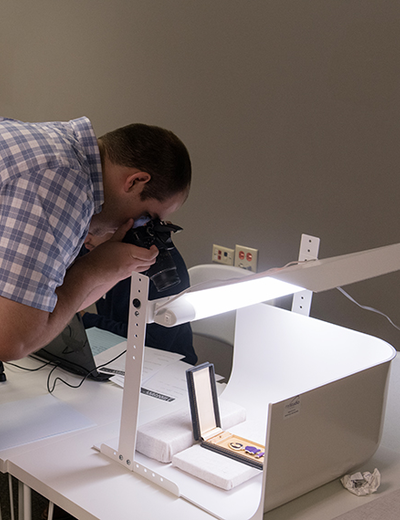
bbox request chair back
[188,264,251,346]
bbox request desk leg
[17,481,31,520]
[8,475,15,520]
[47,502,54,520]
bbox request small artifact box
[186,362,264,470]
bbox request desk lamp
[100,241,400,494]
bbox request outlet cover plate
[212,244,234,266]
[234,245,258,272]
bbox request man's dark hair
[99,123,191,202]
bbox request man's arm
[0,222,158,362]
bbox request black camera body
[123,218,183,292]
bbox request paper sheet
[141,360,192,401]
[0,394,95,451]
[100,348,224,403]
[95,344,184,383]
[94,340,223,402]
[93,341,127,376]
[86,327,127,354]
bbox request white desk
[1,355,214,520]
[1,354,400,520]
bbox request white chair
[188,264,252,380]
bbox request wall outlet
[234,245,258,272]
[212,244,234,265]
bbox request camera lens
[147,250,181,292]
[123,218,183,292]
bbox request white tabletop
[1,356,214,520]
[1,353,400,520]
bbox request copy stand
[99,273,180,495]
[99,242,400,519]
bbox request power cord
[8,349,127,394]
[6,359,54,371]
[46,363,90,393]
[45,348,127,394]
[337,286,400,332]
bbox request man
[0,116,191,361]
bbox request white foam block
[172,444,260,490]
[136,399,246,463]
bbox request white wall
[1,1,400,347]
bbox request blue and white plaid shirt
[0,116,103,312]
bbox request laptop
[33,313,112,381]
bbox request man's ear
[124,171,151,193]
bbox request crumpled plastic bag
[341,468,381,496]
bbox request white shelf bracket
[291,234,320,316]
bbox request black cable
[46,349,127,394]
[46,364,89,394]
[6,358,54,372]
[6,348,127,393]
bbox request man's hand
[70,219,159,309]
[82,219,158,276]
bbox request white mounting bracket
[291,234,320,316]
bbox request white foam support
[136,399,246,463]
[172,445,259,491]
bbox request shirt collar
[70,117,104,214]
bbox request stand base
[99,439,180,496]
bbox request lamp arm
[150,241,400,328]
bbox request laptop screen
[33,313,110,381]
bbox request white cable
[337,286,400,332]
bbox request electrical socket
[234,245,258,272]
[212,244,234,266]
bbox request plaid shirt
[0,116,103,312]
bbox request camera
[123,218,183,292]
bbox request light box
[114,301,395,520]
[100,241,399,519]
